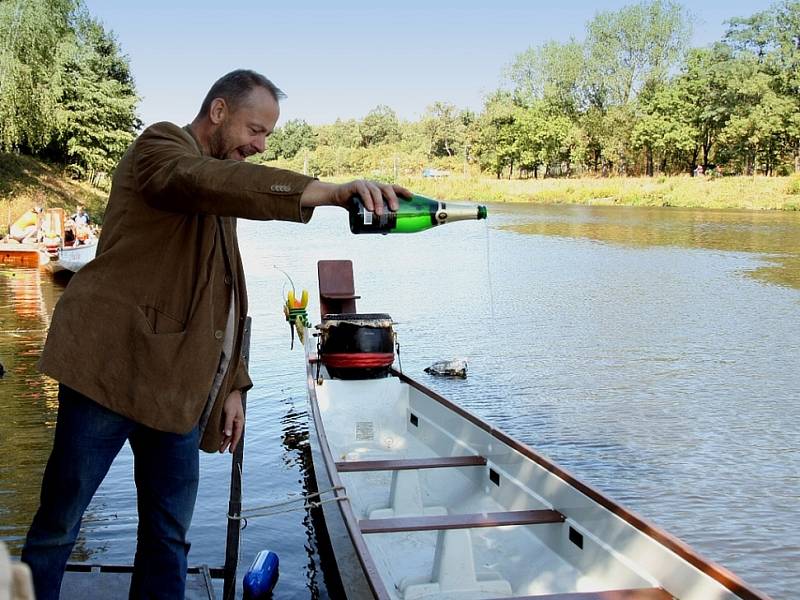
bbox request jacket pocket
[138,305,186,334]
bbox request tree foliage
[262,118,316,160]
[0,0,139,179]
[3,0,799,182]
[0,0,75,151]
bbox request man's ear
[209,98,228,125]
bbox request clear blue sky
[83,0,774,128]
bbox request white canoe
[303,260,770,600]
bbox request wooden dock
[62,564,219,599]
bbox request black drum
[319,313,395,379]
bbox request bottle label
[363,211,373,225]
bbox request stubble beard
[209,126,230,160]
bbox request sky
[82,0,775,128]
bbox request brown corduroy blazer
[38,122,316,452]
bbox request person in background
[69,205,92,245]
[8,207,43,243]
[71,205,90,226]
[21,68,410,600]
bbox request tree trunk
[646,147,654,177]
[703,132,712,171]
[795,140,800,173]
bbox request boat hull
[44,242,97,273]
[0,244,48,268]
[305,355,769,600]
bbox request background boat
[43,241,97,274]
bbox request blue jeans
[22,384,200,600]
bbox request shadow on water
[279,399,346,599]
[501,205,800,289]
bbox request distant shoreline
[2,153,798,231]
[387,174,800,212]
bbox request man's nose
[253,135,265,153]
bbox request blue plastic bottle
[243,550,279,599]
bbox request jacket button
[214,330,224,340]
[224,275,232,285]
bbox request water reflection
[280,399,345,599]
[502,206,800,289]
[0,266,63,551]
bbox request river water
[0,203,798,599]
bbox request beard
[209,126,231,160]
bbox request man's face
[209,87,279,161]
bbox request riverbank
[0,153,108,230]
[3,153,799,226]
[398,174,800,211]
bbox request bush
[787,175,800,195]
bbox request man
[21,69,408,599]
[68,206,92,245]
[70,205,90,226]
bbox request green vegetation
[0,152,106,228]
[257,0,800,185]
[0,0,139,180]
[1,0,798,223]
[404,175,800,211]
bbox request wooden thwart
[360,509,565,534]
[492,588,673,600]
[336,455,487,472]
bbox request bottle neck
[435,202,484,224]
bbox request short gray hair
[197,69,286,118]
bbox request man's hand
[300,180,411,215]
[219,389,244,454]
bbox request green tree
[506,40,585,115]
[632,82,698,175]
[360,105,401,147]
[421,101,465,157]
[316,118,361,148]
[718,65,799,175]
[584,0,691,108]
[725,2,800,172]
[0,0,76,151]
[262,118,315,160]
[55,14,140,178]
[475,92,518,178]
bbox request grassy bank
[0,153,108,230]
[395,174,800,211]
[2,153,798,228]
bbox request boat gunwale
[392,368,772,600]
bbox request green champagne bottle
[348,193,487,234]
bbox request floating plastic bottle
[243,550,279,598]
[348,193,487,234]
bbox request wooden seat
[359,509,565,534]
[336,455,487,472]
[491,589,673,600]
[318,259,360,315]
